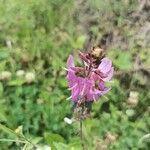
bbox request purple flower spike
[66,48,113,103]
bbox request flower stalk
[66,47,114,149]
[80,103,85,150]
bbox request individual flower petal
[98,81,105,90]
[80,78,93,97]
[67,55,75,68]
[71,86,80,101]
[98,57,112,75]
[67,70,77,88]
[103,67,114,81]
[85,81,110,101]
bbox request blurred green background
[0,0,150,149]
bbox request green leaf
[25,137,43,150]
[71,35,86,49]
[0,124,15,136]
[75,35,86,49]
[113,51,133,70]
[44,132,65,150]
[0,106,7,122]
[0,82,3,97]
[0,51,10,60]
[53,142,68,150]
[8,79,25,86]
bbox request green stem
[0,123,37,148]
[80,104,85,150]
[0,139,26,143]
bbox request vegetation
[0,0,149,149]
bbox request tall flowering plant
[66,47,113,118]
[66,47,114,149]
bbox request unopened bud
[91,47,105,58]
[79,51,90,63]
[15,125,23,134]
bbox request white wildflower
[16,70,25,77]
[25,72,35,83]
[127,91,139,107]
[0,71,12,80]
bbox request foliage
[0,0,149,149]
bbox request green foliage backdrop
[0,0,149,149]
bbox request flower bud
[25,72,35,83]
[79,51,90,63]
[15,125,23,134]
[0,71,12,80]
[91,47,105,58]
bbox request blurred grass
[0,0,150,149]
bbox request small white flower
[126,109,135,117]
[16,70,25,77]
[25,72,35,83]
[127,91,139,107]
[0,71,12,80]
[36,145,51,150]
[64,117,73,124]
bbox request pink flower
[66,54,113,102]
[93,58,114,81]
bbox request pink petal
[99,81,105,90]
[67,55,75,68]
[103,67,114,81]
[67,71,77,88]
[100,87,111,95]
[98,57,112,74]
[71,87,80,101]
[81,79,93,96]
